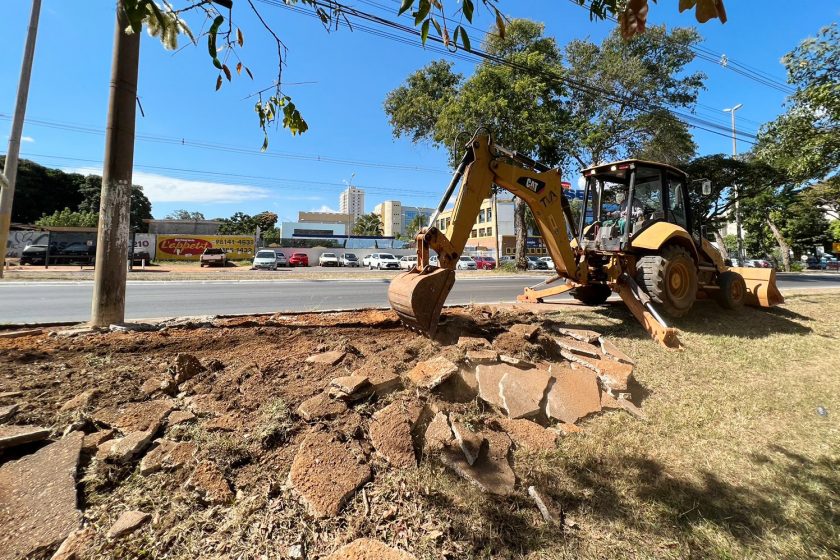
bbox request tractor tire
[572,283,612,305]
[715,271,747,310]
[636,245,698,318]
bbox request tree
[756,24,839,185]
[35,208,99,228]
[165,209,206,220]
[253,211,279,231]
[829,220,840,241]
[404,214,427,240]
[76,177,153,233]
[218,212,257,235]
[353,213,384,236]
[385,20,703,269]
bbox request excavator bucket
[387,266,456,337]
[730,266,784,307]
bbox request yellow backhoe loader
[387,135,783,347]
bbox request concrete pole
[724,104,744,264]
[90,6,140,327]
[0,0,42,278]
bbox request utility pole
[0,0,42,278]
[90,6,141,326]
[723,103,744,264]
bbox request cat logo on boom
[517,176,545,193]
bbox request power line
[261,0,760,145]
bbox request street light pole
[0,0,42,278]
[723,103,744,264]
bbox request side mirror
[702,180,712,196]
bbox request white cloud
[64,167,271,203]
[311,205,340,213]
[21,136,34,143]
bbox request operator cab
[578,160,691,252]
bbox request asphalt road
[1,273,839,325]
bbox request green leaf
[414,0,431,25]
[431,18,442,36]
[462,0,474,22]
[212,57,223,70]
[459,25,471,51]
[398,0,415,16]
[420,19,431,45]
[208,15,224,58]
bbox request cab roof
[582,159,688,182]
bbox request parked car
[539,256,555,269]
[805,255,822,270]
[52,242,95,265]
[826,257,840,271]
[275,251,288,267]
[200,248,227,267]
[499,255,515,265]
[526,256,548,270]
[473,256,496,270]
[130,250,152,265]
[429,255,439,266]
[252,249,278,270]
[288,252,309,267]
[399,255,418,270]
[456,256,477,270]
[19,244,47,265]
[340,253,359,267]
[368,253,400,270]
[318,252,340,267]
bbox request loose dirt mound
[0,306,645,559]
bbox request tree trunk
[713,230,729,261]
[766,217,791,272]
[514,197,528,270]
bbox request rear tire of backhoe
[636,245,698,318]
[572,283,612,305]
[715,271,747,310]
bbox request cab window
[667,174,688,229]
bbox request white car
[318,252,339,267]
[368,253,400,270]
[340,253,359,267]
[539,256,554,269]
[275,251,287,267]
[252,249,278,270]
[429,255,439,266]
[456,256,477,270]
[399,255,418,270]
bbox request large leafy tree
[35,208,99,228]
[353,213,384,236]
[385,20,702,268]
[756,24,839,185]
[166,209,206,220]
[217,211,278,234]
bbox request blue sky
[1,1,836,222]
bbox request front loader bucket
[730,267,784,307]
[387,266,456,337]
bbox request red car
[288,252,309,267]
[473,256,497,270]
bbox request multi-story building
[434,196,515,257]
[339,187,365,223]
[372,200,435,237]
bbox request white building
[279,221,346,239]
[372,200,435,237]
[339,187,365,223]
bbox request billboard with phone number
[155,235,255,260]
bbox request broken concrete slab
[465,349,499,364]
[559,349,634,391]
[434,368,479,403]
[491,418,557,452]
[173,353,205,384]
[289,430,372,518]
[499,367,552,420]
[475,363,514,410]
[297,392,348,421]
[617,397,647,421]
[599,336,635,365]
[166,410,196,427]
[405,356,458,390]
[325,538,417,560]
[423,412,452,454]
[450,421,486,466]
[140,439,197,475]
[107,510,150,539]
[499,355,535,368]
[0,328,43,339]
[365,370,402,397]
[368,401,422,468]
[184,394,228,416]
[456,336,491,350]
[328,375,373,401]
[528,486,560,525]
[552,327,600,344]
[440,430,514,496]
[509,323,540,340]
[187,460,233,504]
[600,390,623,410]
[306,350,346,366]
[59,389,99,413]
[0,432,83,559]
[81,429,116,453]
[203,414,239,432]
[0,403,19,422]
[553,336,602,359]
[51,526,95,560]
[545,368,602,424]
[97,429,157,463]
[92,399,176,433]
[0,424,50,450]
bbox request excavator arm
[388,135,582,335]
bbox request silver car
[456,256,477,270]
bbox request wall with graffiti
[4,230,49,258]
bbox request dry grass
[55,293,840,558]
